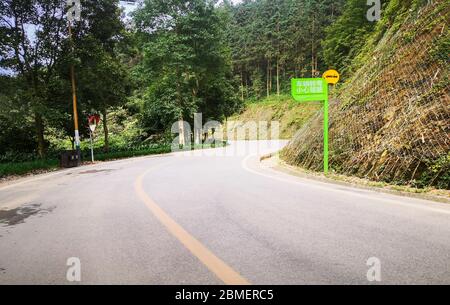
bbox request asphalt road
[0,140,449,284]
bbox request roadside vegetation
[1,0,448,189]
[282,0,450,190]
[0,0,344,177]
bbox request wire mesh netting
[282,1,450,189]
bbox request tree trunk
[311,15,315,77]
[102,108,109,153]
[266,60,270,97]
[241,70,244,101]
[276,58,280,96]
[35,113,45,158]
[315,57,318,76]
[244,72,248,100]
[269,59,272,93]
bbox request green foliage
[225,0,345,99]
[0,141,229,178]
[0,0,349,164]
[0,159,59,178]
[133,0,239,134]
[283,0,450,190]
[325,0,433,76]
[430,32,450,64]
[0,0,130,157]
[82,145,172,162]
[1,0,448,192]
[251,70,264,100]
[322,0,376,74]
[0,76,38,157]
[414,153,450,189]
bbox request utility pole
[68,21,80,150]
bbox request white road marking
[241,154,450,215]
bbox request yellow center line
[134,163,250,285]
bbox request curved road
[0,141,449,284]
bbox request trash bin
[60,150,81,168]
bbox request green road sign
[291,78,329,174]
[291,78,328,102]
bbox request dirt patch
[78,169,115,175]
[0,203,55,227]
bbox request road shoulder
[261,153,450,204]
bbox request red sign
[88,114,101,132]
[88,114,101,126]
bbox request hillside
[227,95,321,140]
[282,1,449,189]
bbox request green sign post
[291,78,329,174]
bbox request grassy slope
[227,95,321,140]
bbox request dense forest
[1,0,448,188]
[0,0,131,160]
[0,0,345,160]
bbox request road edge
[261,153,450,205]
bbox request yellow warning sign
[322,69,340,85]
